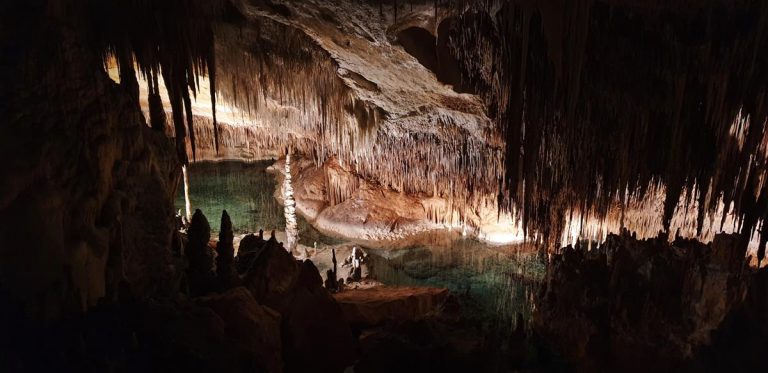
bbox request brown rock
[196,287,283,373]
[187,209,216,296]
[333,286,450,328]
[216,210,238,290]
[535,232,753,370]
[238,240,356,372]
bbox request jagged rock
[535,232,753,370]
[196,287,283,373]
[234,230,273,274]
[187,209,216,296]
[236,237,356,372]
[216,210,238,290]
[240,234,300,303]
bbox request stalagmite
[216,210,237,289]
[182,165,192,222]
[283,153,299,253]
[187,209,215,296]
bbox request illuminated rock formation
[129,0,507,239]
[444,0,768,251]
[119,0,768,254]
[282,154,299,253]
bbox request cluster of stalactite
[82,0,768,256]
[84,0,223,164]
[160,114,319,160]
[559,183,765,256]
[324,158,362,207]
[205,4,506,229]
[214,20,375,164]
[442,0,768,256]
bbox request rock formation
[186,209,216,296]
[446,0,768,249]
[1,1,182,320]
[216,210,238,290]
[236,229,357,372]
[535,231,759,370]
[3,0,768,371]
[333,286,450,328]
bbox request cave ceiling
[94,0,768,254]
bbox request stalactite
[445,0,768,251]
[148,72,167,131]
[182,88,197,161]
[87,0,224,164]
[103,0,768,253]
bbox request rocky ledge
[333,286,451,328]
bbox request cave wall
[0,4,181,321]
[535,232,761,370]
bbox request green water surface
[176,160,544,325]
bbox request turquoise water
[176,161,544,325]
[367,241,544,325]
[175,160,343,247]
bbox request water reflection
[368,240,544,325]
[176,161,544,324]
[175,160,344,246]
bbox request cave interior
[1,0,768,372]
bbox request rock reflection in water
[366,236,545,325]
[175,160,285,233]
[177,161,545,325]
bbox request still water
[176,160,544,324]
